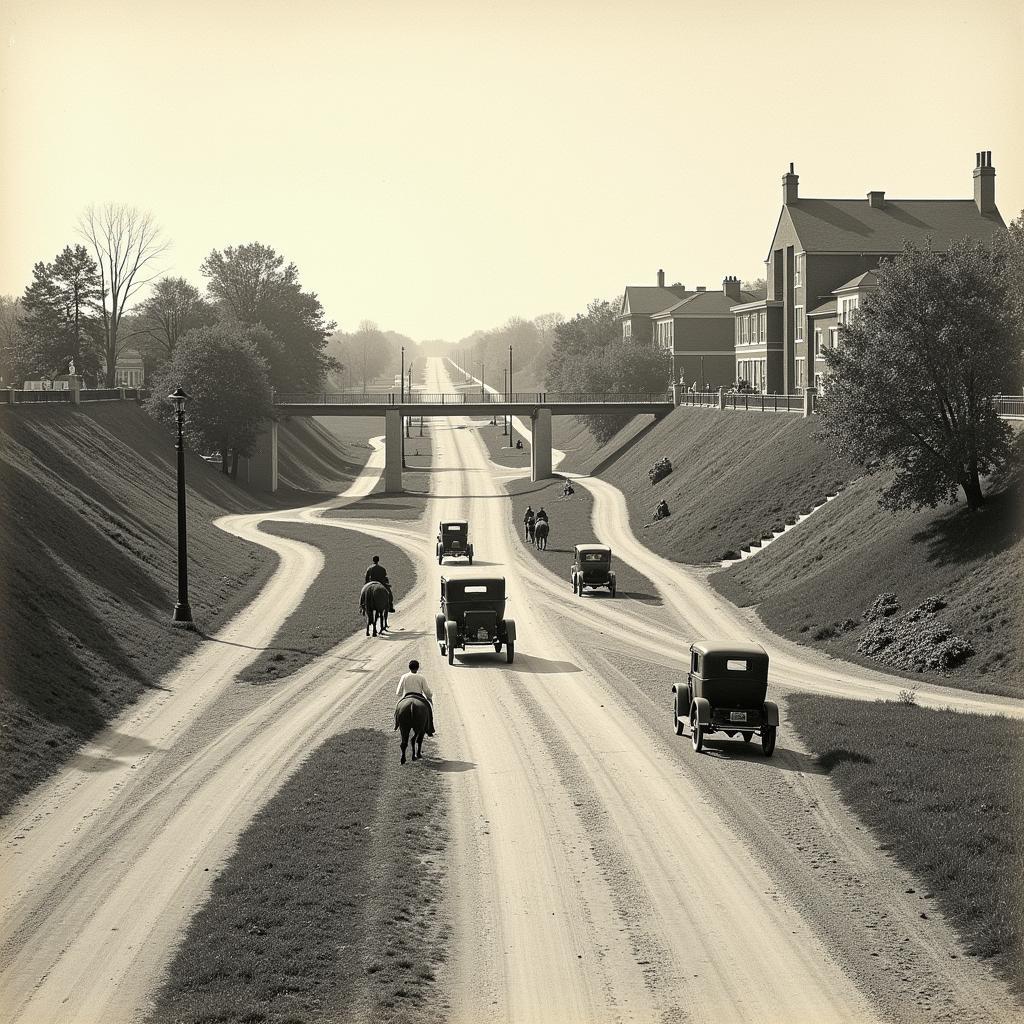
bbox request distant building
[102,348,146,388]
[618,270,691,344]
[736,152,1006,393]
[652,276,760,390]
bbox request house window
[814,373,822,389]
[623,321,632,340]
[761,359,767,390]
[759,312,766,343]
[795,357,805,388]
[794,253,804,288]
[794,306,803,342]
[814,329,823,356]
[840,296,860,325]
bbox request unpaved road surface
[1,356,1020,1023]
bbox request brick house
[737,152,1006,393]
[618,270,691,344]
[652,276,759,390]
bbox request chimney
[974,151,996,214]
[867,190,885,208]
[722,275,741,301]
[657,268,665,287]
[782,162,799,206]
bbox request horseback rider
[523,505,535,540]
[562,479,574,497]
[655,499,670,520]
[365,555,396,612]
[536,506,549,523]
[396,659,435,736]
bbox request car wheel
[438,555,443,565]
[691,709,704,752]
[761,725,776,757]
[447,644,455,666]
[610,582,616,597]
[439,643,447,657]
[673,695,684,736]
[506,640,515,664]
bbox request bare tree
[79,203,168,385]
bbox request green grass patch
[786,693,1024,996]
[475,415,532,469]
[148,726,450,1024]
[237,525,416,683]
[505,476,661,604]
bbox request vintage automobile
[570,544,616,597]
[671,640,778,756]
[437,520,474,565]
[436,576,515,665]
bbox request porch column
[248,418,278,492]
[384,407,403,493]
[531,406,552,481]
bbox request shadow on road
[418,757,477,773]
[693,739,828,775]
[452,652,581,675]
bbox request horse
[534,519,550,550]
[395,695,429,763]
[359,581,390,636]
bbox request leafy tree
[546,298,669,441]
[743,277,768,295]
[329,321,395,391]
[200,243,337,392]
[146,323,273,476]
[79,203,168,386]
[0,296,27,385]
[19,245,104,381]
[818,237,1022,511]
[137,277,216,365]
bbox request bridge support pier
[245,418,278,492]
[531,407,552,481]
[384,408,403,493]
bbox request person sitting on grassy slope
[396,659,436,736]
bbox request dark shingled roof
[622,285,692,315]
[833,270,879,292]
[784,199,1005,253]
[655,290,760,317]
[808,298,838,317]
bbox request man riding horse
[523,505,535,542]
[365,554,396,612]
[395,659,435,763]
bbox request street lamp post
[169,387,193,626]
[502,370,508,435]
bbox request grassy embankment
[557,407,1023,697]
[0,404,378,815]
[149,727,451,1024]
[786,694,1024,997]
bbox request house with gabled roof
[652,276,760,390]
[741,152,1006,393]
[618,270,691,344]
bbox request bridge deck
[273,392,673,417]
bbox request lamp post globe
[168,387,194,626]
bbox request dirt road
[2,356,1019,1023]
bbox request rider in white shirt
[396,659,435,735]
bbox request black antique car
[437,520,474,565]
[671,640,778,756]
[570,544,616,597]
[435,576,516,665]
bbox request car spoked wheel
[761,725,776,757]
[691,710,704,752]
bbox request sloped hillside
[0,404,379,816]
[277,416,381,494]
[713,440,1024,697]
[566,407,858,563]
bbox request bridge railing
[274,391,672,406]
[994,394,1024,417]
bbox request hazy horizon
[2,0,1022,343]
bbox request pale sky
[2,0,1022,342]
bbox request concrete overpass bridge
[245,391,673,492]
